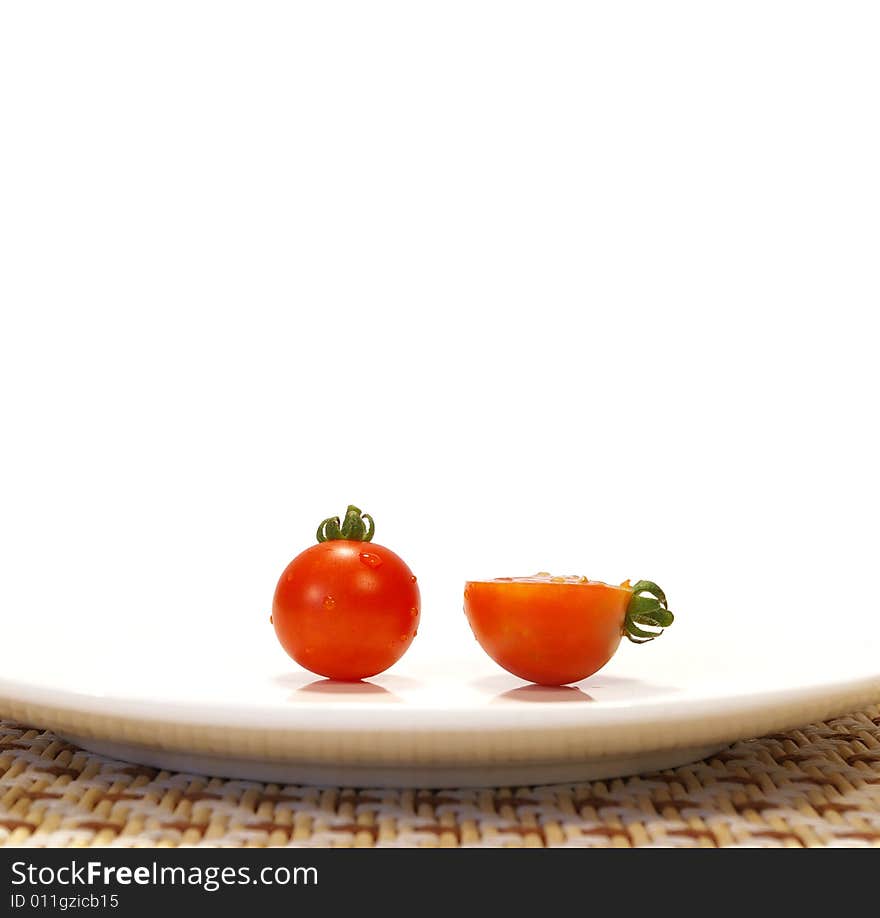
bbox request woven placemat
[2,708,880,847]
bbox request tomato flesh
[463,575,632,686]
[273,541,420,681]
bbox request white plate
[2,606,879,787]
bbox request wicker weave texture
[2,708,880,847]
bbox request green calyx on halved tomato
[273,505,420,682]
[463,573,674,686]
[622,580,674,644]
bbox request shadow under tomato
[495,684,595,703]
[292,678,401,703]
[473,672,679,701]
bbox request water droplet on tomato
[411,575,417,583]
[323,596,336,610]
[359,552,383,569]
[399,633,408,642]
[410,607,418,618]
[285,573,293,582]
[269,614,273,624]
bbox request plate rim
[3,671,879,745]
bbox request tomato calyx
[624,580,674,644]
[316,504,375,543]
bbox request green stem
[624,580,674,644]
[316,505,376,543]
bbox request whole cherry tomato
[463,574,673,686]
[272,505,420,681]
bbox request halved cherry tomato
[463,574,672,686]
[272,505,420,681]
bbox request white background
[1,3,877,665]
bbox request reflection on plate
[495,684,594,703]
